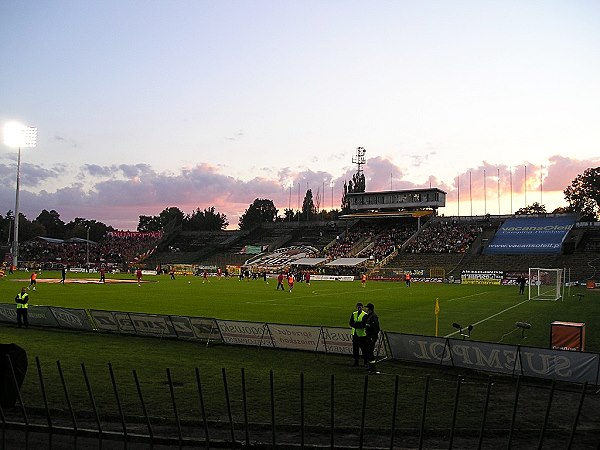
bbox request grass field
[1,270,599,448]
[2,270,599,350]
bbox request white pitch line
[446,291,491,302]
[444,298,530,338]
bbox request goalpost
[528,267,564,301]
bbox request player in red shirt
[276,272,285,291]
[136,268,142,286]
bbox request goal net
[528,268,563,301]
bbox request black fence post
[418,375,431,450]
[359,374,369,450]
[507,375,522,450]
[35,357,52,433]
[56,360,77,434]
[166,368,183,446]
[6,354,28,427]
[132,369,153,440]
[241,368,250,446]
[537,379,556,449]
[389,374,399,450]
[195,367,210,449]
[300,372,305,450]
[81,363,103,439]
[222,367,236,449]
[330,373,334,450]
[270,369,276,449]
[108,362,127,441]
[448,375,463,450]
[477,375,493,450]
[567,381,588,450]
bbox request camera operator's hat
[366,303,375,310]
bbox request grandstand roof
[32,236,97,245]
[325,257,369,267]
[338,210,433,220]
[292,257,328,266]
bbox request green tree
[301,189,317,221]
[0,211,14,244]
[238,199,278,230]
[35,209,65,238]
[138,207,185,232]
[159,207,185,229]
[564,167,600,220]
[185,207,228,231]
[281,208,296,222]
[64,218,113,242]
[138,215,162,232]
[16,213,45,242]
[515,202,547,215]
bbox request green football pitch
[1,270,599,448]
[2,270,599,351]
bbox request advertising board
[267,324,324,351]
[484,216,576,254]
[217,320,274,347]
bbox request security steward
[364,303,381,374]
[15,287,29,328]
[349,302,367,366]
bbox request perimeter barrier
[1,303,599,385]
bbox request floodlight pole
[13,146,22,268]
[86,227,90,271]
[4,122,37,269]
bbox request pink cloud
[2,155,598,230]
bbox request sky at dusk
[1,1,599,231]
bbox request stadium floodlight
[3,122,38,268]
[452,322,473,339]
[515,321,531,338]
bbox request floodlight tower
[352,146,366,175]
[3,122,38,268]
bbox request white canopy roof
[325,258,369,267]
[292,257,328,266]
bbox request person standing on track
[15,287,29,328]
[28,271,37,291]
[276,272,285,291]
[349,302,367,366]
[364,303,381,374]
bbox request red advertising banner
[551,321,585,351]
[108,231,163,238]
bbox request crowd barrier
[1,303,598,385]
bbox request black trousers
[352,335,366,364]
[16,308,28,328]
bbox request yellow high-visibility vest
[351,311,366,337]
[16,293,29,309]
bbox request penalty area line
[444,298,530,338]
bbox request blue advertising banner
[484,216,576,254]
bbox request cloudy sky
[1,1,599,231]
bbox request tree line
[0,168,598,243]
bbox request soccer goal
[528,268,564,301]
